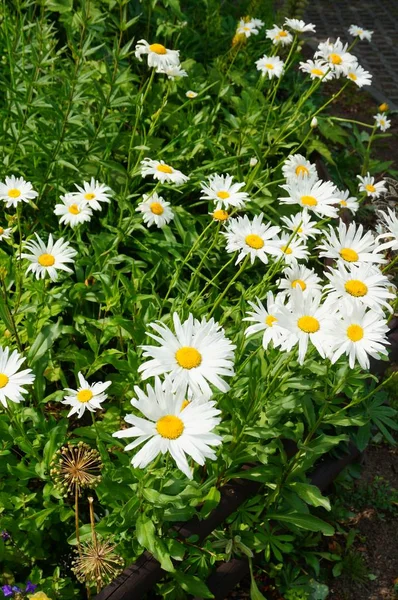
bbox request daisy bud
[250,157,258,167]
[379,103,389,112]
[311,116,318,128]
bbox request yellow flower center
[243,26,250,31]
[149,43,167,55]
[0,373,9,388]
[150,202,164,215]
[357,29,363,35]
[330,53,342,65]
[217,191,230,200]
[8,188,21,198]
[245,234,264,249]
[295,165,309,176]
[311,68,325,76]
[297,227,303,233]
[347,324,364,342]
[0,227,4,235]
[156,415,184,439]
[340,200,347,206]
[297,315,320,333]
[345,279,368,297]
[348,73,357,81]
[38,253,55,267]
[365,184,376,193]
[379,103,389,112]
[77,389,94,403]
[84,193,96,200]
[380,119,385,126]
[68,204,80,215]
[213,209,229,221]
[301,195,317,206]
[265,314,277,327]
[292,279,306,291]
[278,30,288,37]
[181,399,190,410]
[265,63,274,69]
[339,247,359,262]
[157,164,173,174]
[175,346,202,369]
[281,245,293,255]
[187,92,196,98]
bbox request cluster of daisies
[113,314,237,479]
[252,17,374,87]
[210,154,396,371]
[0,174,114,281]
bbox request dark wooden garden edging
[94,443,361,600]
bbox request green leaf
[249,558,266,600]
[200,487,221,518]
[267,512,334,535]
[174,571,214,598]
[289,483,331,511]
[136,514,174,572]
[28,320,63,365]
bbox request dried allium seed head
[50,441,103,496]
[72,537,124,590]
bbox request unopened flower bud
[250,157,258,167]
[379,103,389,112]
[310,116,318,128]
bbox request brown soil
[328,446,398,600]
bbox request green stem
[208,255,249,319]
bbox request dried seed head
[50,441,103,496]
[72,537,124,590]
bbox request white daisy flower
[266,25,293,46]
[0,226,12,241]
[277,289,335,364]
[61,372,111,418]
[73,177,112,212]
[135,40,180,69]
[278,264,322,297]
[157,64,187,79]
[138,313,236,397]
[315,38,357,75]
[330,305,388,370]
[279,179,339,219]
[346,62,372,87]
[348,25,373,42]
[255,55,284,79]
[376,208,398,251]
[374,113,391,132]
[0,346,35,408]
[284,18,316,33]
[271,236,310,265]
[0,175,38,209]
[281,154,318,183]
[299,59,334,81]
[357,173,387,198]
[200,173,249,210]
[113,377,222,479]
[281,211,320,240]
[53,194,93,228]
[243,292,294,350]
[21,233,77,281]
[336,189,359,214]
[222,214,281,265]
[236,18,263,37]
[141,158,189,185]
[186,90,198,98]
[317,220,388,266]
[136,193,174,228]
[324,263,395,314]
